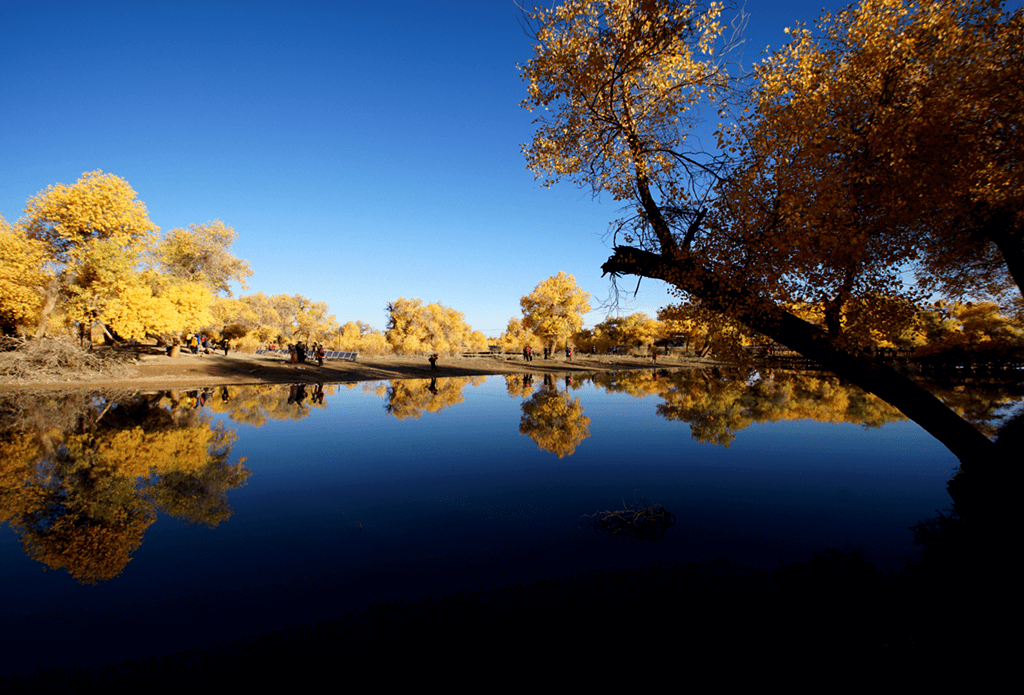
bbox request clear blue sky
[1,1,887,334]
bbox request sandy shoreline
[0,350,715,392]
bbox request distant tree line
[3,171,1021,363]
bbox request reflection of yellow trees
[204,384,337,427]
[923,382,1024,441]
[591,370,667,399]
[0,431,48,526]
[519,379,591,458]
[656,374,753,448]
[593,369,906,448]
[0,393,249,584]
[504,374,538,400]
[16,484,155,585]
[381,376,486,420]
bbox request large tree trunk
[601,245,999,474]
[99,321,121,346]
[33,278,61,339]
[987,215,1024,301]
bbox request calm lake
[1,368,1016,673]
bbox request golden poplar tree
[519,272,592,351]
[20,170,159,338]
[386,298,487,355]
[158,220,253,297]
[0,214,50,334]
[520,0,1021,470]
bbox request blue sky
[2,1,887,334]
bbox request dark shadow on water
[3,497,1002,685]
[2,379,1015,681]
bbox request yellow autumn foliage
[329,321,391,355]
[519,380,592,457]
[386,298,488,355]
[521,0,731,208]
[519,272,591,350]
[519,0,1024,453]
[0,214,50,333]
[381,376,486,420]
[718,0,1023,323]
[21,170,158,266]
[497,317,544,353]
[0,392,250,583]
[158,220,252,297]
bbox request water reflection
[0,391,249,584]
[2,370,1020,675]
[600,368,907,447]
[587,367,1023,446]
[372,375,487,420]
[203,383,344,426]
[504,373,537,399]
[1,368,1019,590]
[519,373,591,457]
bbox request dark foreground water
[2,369,1014,675]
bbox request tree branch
[602,245,998,470]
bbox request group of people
[288,341,326,367]
[286,383,326,405]
[183,332,230,356]
[518,345,660,362]
[521,346,574,361]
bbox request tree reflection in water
[374,376,486,420]
[204,383,343,427]
[0,391,249,584]
[590,367,1023,447]
[0,373,1017,671]
[519,374,591,457]
[3,371,1017,591]
[504,373,537,400]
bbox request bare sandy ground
[1,350,712,392]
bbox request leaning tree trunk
[602,244,1017,524]
[33,278,61,339]
[601,246,999,469]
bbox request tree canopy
[385,298,488,355]
[21,170,158,267]
[9,171,225,342]
[18,171,161,337]
[520,0,1023,472]
[520,271,592,349]
[716,0,1023,329]
[0,215,49,334]
[158,220,252,297]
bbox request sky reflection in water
[0,370,974,672]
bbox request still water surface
[1,369,988,672]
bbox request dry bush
[232,334,263,354]
[0,336,140,384]
[580,492,676,542]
